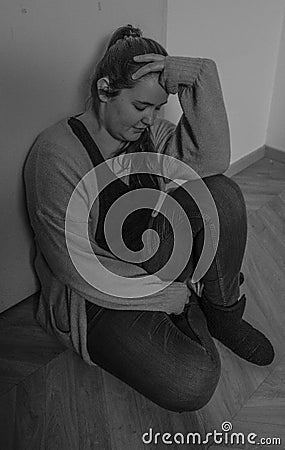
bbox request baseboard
[225,145,266,177]
[265,145,285,164]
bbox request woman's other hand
[187,279,205,298]
[132,54,166,88]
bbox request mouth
[133,127,146,132]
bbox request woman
[24,25,274,412]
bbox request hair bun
[123,24,142,38]
[107,24,143,49]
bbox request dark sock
[198,294,275,366]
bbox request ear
[97,77,110,102]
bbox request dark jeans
[86,174,247,412]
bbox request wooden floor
[0,156,284,450]
[208,157,285,449]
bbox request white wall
[266,12,285,152]
[0,0,167,313]
[165,0,285,164]
[2,0,285,313]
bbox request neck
[78,109,125,159]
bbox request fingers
[133,54,165,62]
[132,62,164,80]
[187,279,205,298]
[132,54,165,80]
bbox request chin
[132,134,142,140]
[127,133,141,141]
[119,129,143,142]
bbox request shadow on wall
[78,35,111,110]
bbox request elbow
[204,58,217,69]
[204,157,231,177]
[215,139,231,175]
[216,158,231,175]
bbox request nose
[142,109,156,127]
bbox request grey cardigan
[24,56,231,366]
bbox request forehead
[124,76,168,105]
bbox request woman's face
[101,75,169,142]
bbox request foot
[198,294,275,366]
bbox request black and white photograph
[0,0,285,448]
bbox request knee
[206,174,245,210]
[203,175,247,230]
[171,174,246,221]
[154,359,221,413]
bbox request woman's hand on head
[132,54,166,87]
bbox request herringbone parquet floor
[208,157,285,449]
[0,156,284,450]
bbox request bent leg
[86,301,221,412]
[188,174,247,306]
[144,174,273,365]
[143,174,247,307]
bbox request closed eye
[133,100,167,112]
[134,105,162,112]
[134,105,146,111]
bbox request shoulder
[34,118,77,153]
[28,117,90,165]
[25,117,92,180]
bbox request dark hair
[90,24,168,190]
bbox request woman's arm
[134,55,231,178]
